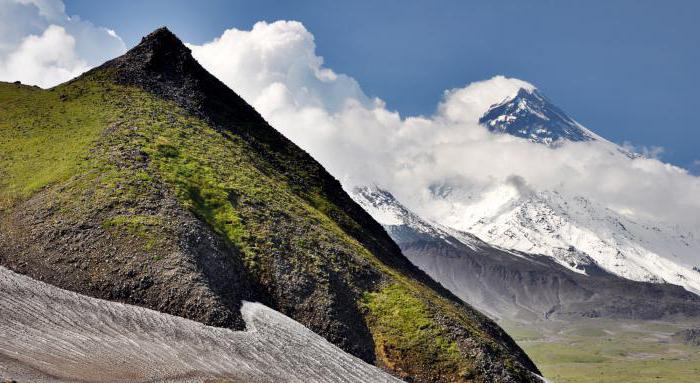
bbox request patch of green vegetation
[499,320,544,341]
[102,214,164,250]
[502,319,700,383]
[361,283,474,380]
[0,81,116,209]
[561,326,608,338]
[149,135,248,246]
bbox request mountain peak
[102,26,197,81]
[109,26,194,76]
[141,26,178,43]
[479,87,598,145]
[94,27,263,131]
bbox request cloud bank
[0,0,125,87]
[189,21,700,228]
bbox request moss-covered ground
[360,283,474,380]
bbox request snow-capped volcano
[351,80,700,298]
[479,87,600,145]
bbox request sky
[59,0,700,171]
[1,0,699,229]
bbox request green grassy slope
[0,28,541,383]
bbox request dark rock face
[98,28,262,130]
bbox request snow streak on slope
[0,267,401,383]
[436,182,700,295]
[352,185,487,250]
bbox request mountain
[0,28,541,382]
[352,83,700,316]
[440,184,700,295]
[352,186,700,321]
[416,84,700,297]
[0,266,401,383]
[474,86,700,294]
[479,87,599,145]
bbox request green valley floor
[501,319,700,383]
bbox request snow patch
[0,267,401,383]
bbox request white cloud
[189,20,700,229]
[14,0,64,20]
[0,0,126,87]
[438,75,534,123]
[622,141,665,159]
[0,24,87,87]
[187,21,367,114]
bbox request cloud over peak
[438,75,535,123]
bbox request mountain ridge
[0,27,541,382]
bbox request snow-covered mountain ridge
[352,185,487,251]
[435,182,700,295]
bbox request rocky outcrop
[674,328,700,347]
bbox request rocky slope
[0,28,540,382]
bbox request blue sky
[15,0,693,171]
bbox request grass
[361,283,473,380]
[102,214,164,250]
[501,318,700,383]
[0,81,115,209]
